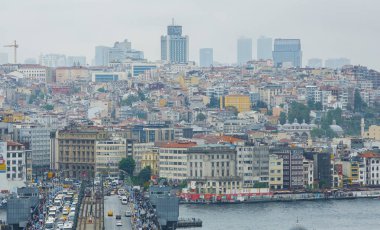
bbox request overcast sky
[0,0,379,69]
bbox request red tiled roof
[360,151,380,158]
[158,141,197,148]
[6,140,23,146]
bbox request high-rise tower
[161,19,189,64]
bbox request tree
[288,102,310,123]
[97,87,106,93]
[196,113,206,121]
[225,106,238,116]
[137,89,146,101]
[315,102,323,111]
[255,100,268,109]
[279,112,287,125]
[42,104,54,110]
[121,94,139,106]
[138,166,152,185]
[207,96,220,108]
[119,156,136,176]
[354,89,367,113]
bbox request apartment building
[57,128,109,178]
[186,144,240,194]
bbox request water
[179,199,380,230]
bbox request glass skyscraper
[161,22,189,64]
[272,39,302,68]
[237,37,252,65]
[199,48,213,67]
[257,36,272,60]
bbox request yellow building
[220,95,251,113]
[363,125,380,140]
[56,66,90,83]
[177,75,200,89]
[269,154,283,190]
[342,161,360,185]
[141,150,159,176]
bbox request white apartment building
[18,64,48,82]
[95,139,126,177]
[132,142,155,173]
[237,146,269,188]
[158,141,197,181]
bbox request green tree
[225,106,239,116]
[354,89,366,112]
[196,113,206,121]
[288,102,310,123]
[315,102,323,111]
[138,89,146,101]
[42,104,54,110]
[208,96,220,108]
[255,100,268,109]
[279,112,287,125]
[138,166,152,185]
[119,156,136,176]
[97,87,106,93]
[121,94,139,106]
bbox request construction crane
[3,40,19,64]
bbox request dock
[177,218,203,228]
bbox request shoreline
[179,190,380,205]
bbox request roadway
[104,194,132,230]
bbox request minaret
[361,118,365,138]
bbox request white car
[116,220,123,226]
[125,210,131,217]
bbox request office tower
[257,36,272,60]
[24,58,37,64]
[161,20,189,64]
[273,39,302,68]
[67,56,87,66]
[108,39,144,62]
[308,58,323,68]
[39,54,66,67]
[95,40,144,66]
[0,53,8,64]
[237,37,252,65]
[95,46,110,66]
[199,48,213,67]
[325,58,351,69]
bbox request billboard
[0,141,7,173]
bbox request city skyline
[0,0,379,70]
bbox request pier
[177,218,202,228]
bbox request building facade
[237,145,269,188]
[220,95,251,113]
[269,154,284,190]
[161,23,189,64]
[57,128,108,178]
[186,145,240,194]
[30,127,51,178]
[273,39,302,68]
[199,48,213,67]
[270,146,304,190]
[95,139,126,177]
[237,37,252,65]
[257,36,272,60]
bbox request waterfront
[179,199,380,230]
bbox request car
[116,220,122,226]
[115,215,121,220]
[125,210,131,217]
[107,210,113,216]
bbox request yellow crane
[3,40,19,64]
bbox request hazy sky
[0,0,379,69]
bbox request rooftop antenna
[172,18,174,25]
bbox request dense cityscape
[1,5,380,230]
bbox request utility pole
[3,40,19,64]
